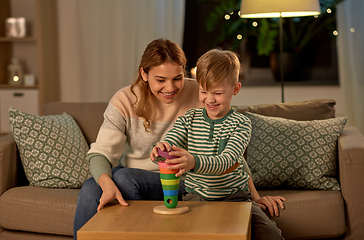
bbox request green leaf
[257,20,278,56]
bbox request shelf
[0,0,60,116]
[0,37,37,42]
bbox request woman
[73,39,201,237]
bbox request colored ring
[157,149,177,159]
[161,179,180,185]
[160,168,179,174]
[163,189,179,196]
[160,173,179,179]
[158,161,177,168]
[162,184,180,191]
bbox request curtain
[57,0,185,102]
[337,0,364,133]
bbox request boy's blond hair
[196,49,240,90]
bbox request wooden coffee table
[78,200,252,240]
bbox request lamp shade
[240,0,321,18]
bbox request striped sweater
[163,107,252,200]
[87,78,201,183]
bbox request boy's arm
[194,119,251,175]
[163,115,189,149]
[150,114,189,163]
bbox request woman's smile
[160,91,176,98]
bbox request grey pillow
[9,107,91,188]
[245,112,347,190]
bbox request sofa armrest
[338,126,364,239]
[0,134,20,196]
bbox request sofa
[0,99,363,240]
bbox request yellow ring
[161,179,180,185]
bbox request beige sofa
[0,99,363,240]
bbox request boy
[150,49,284,240]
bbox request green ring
[160,173,179,179]
[162,184,180,190]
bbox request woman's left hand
[165,145,196,177]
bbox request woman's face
[141,62,184,104]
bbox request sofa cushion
[233,99,336,120]
[9,108,91,188]
[245,112,347,190]
[43,102,108,145]
[259,190,346,239]
[0,186,79,236]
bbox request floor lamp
[240,0,321,103]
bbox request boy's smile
[199,80,241,120]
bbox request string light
[252,21,258,27]
[333,30,338,36]
[350,28,355,33]
[237,34,243,40]
[225,14,230,20]
[327,8,332,14]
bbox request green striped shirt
[164,107,251,200]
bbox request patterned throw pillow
[9,108,91,188]
[244,112,347,190]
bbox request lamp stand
[279,14,284,103]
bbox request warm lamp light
[240,0,321,102]
[240,0,321,18]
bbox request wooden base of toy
[153,205,189,215]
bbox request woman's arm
[97,174,129,211]
[87,103,128,210]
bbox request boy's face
[199,79,241,120]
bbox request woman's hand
[166,145,196,177]
[150,141,172,161]
[97,174,129,212]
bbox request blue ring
[163,189,179,196]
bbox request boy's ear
[233,82,241,95]
[140,68,148,82]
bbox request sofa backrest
[43,102,108,145]
[42,99,336,146]
[232,99,336,120]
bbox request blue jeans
[73,166,185,239]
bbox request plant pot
[270,52,302,81]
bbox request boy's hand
[254,195,286,217]
[165,145,196,177]
[150,141,172,162]
[247,177,286,217]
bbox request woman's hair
[196,49,240,90]
[130,39,186,131]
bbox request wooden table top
[78,200,252,240]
